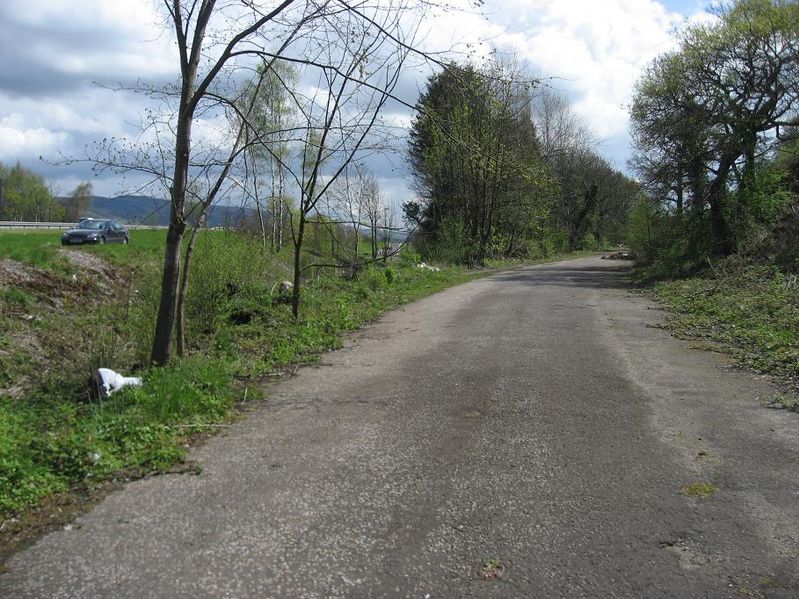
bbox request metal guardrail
[0,221,75,230]
[0,221,167,230]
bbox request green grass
[0,357,235,513]
[650,258,799,388]
[0,228,167,267]
[80,228,167,265]
[0,230,64,267]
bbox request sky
[0,0,712,207]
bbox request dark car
[61,219,129,245]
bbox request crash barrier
[0,221,167,230]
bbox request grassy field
[0,228,166,266]
[0,227,481,518]
[650,257,799,396]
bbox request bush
[579,232,602,250]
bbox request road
[2,256,797,598]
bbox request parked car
[61,219,129,245]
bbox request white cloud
[0,122,68,158]
[398,0,710,171]
[483,0,694,139]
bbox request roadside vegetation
[0,228,481,517]
[0,221,592,522]
[651,259,798,390]
[626,0,798,390]
[406,62,637,266]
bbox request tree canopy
[629,0,799,264]
[0,162,64,222]
[407,62,637,264]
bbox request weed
[1,288,36,310]
[680,481,718,499]
[763,393,799,412]
[480,558,506,580]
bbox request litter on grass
[93,368,142,399]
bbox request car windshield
[78,221,107,230]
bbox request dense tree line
[406,62,637,265]
[629,0,798,270]
[533,88,640,252]
[0,162,63,222]
[0,162,94,223]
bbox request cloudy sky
[0,0,711,204]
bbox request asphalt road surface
[2,257,798,598]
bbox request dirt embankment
[0,250,128,400]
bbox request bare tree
[328,163,369,259]
[81,0,450,364]
[64,182,93,221]
[532,87,596,161]
[238,60,298,251]
[361,170,384,260]
[149,0,305,364]
[380,203,397,260]
[77,0,473,364]
[227,1,425,317]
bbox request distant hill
[60,195,256,228]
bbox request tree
[327,163,379,261]
[238,60,298,251]
[531,87,636,250]
[408,61,548,264]
[329,165,365,259]
[86,0,444,364]
[280,2,417,317]
[64,182,93,221]
[0,162,64,222]
[361,170,384,260]
[630,0,799,259]
[150,1,302,365]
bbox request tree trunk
[151,113,192,365]
[150,106,192,365]
[175,216,205,357]
[151,217,186,365]
[149,0,208,366]
[253,164,266,250]
[277,164,285,250]
[291,211,306,318]
[707,157,734,257]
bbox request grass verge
[647,256,798,390]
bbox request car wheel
[98,236,106,245]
